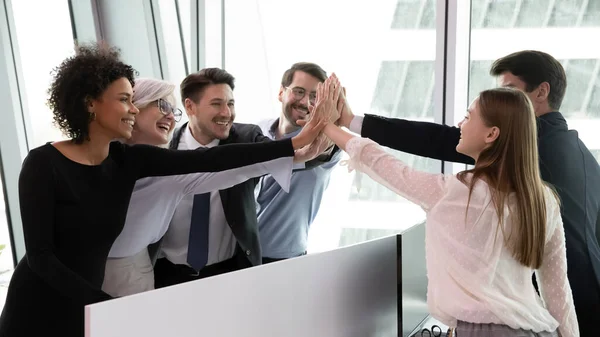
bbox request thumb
[297,119,308,126]
[308,105,315,113]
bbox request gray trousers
[455,321,559,337]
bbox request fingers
[337,95,345,114]
[323,77,331,102]
[331,74,341,103]
[297,119,307,126]
[316,82,324,105]
[317,118,329,130]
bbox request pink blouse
[345,137,579,337]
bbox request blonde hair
[457,87,556,269]
[132,78,177,109]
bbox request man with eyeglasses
[256,62,342,263]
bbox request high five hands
[295,73,344,161]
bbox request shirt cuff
[349,115,364,135]
[264,157,294,193]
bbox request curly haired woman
[0,43,327,337]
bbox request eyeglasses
[285,86,317,105]
[157,98,183,122]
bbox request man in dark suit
[337,50,600,335]
[153,68,330,287]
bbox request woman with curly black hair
[0,43,328,337]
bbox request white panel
[434,0,448,129]
[96,0,161,78]
[86,235,398,337]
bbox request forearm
[360,114,473,164]
[27,253,112,305]
[324,124,354,152]
[129,139,295,178]
[182,157,293,194]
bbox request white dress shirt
[107,134,293,259]
[345,136,579,337]
[159,127,290,266]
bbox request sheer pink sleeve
[345,137,448,211]
[536,195,579,337]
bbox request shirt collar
[183,124,220,149]
[268,118,301,140]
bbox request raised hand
[336,86,354,128]
[290,85,332,150]
[299,73,342,128]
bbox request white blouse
[108,157,293,258]
[345,137,579,337]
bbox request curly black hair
[47,42,137,144]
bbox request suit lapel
[169,122,188,149]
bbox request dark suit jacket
[361,112,600,334]
[164,122,272,267]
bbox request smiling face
[129,99,176,145]
[456,97,500,161]
[88,77,139,140]
[185,83,235,144]
[278,70,321,128]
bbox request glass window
[11,0,74,149]
[468,0,600,164]
[158,0,187,106]
[175,0,222,126]
[0,175,14,308]
[225,0,437,251]
[472,0,600,28]
[548,0,586,27]
[176,0,191,73]
[391,0,435,29]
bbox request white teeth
[216,121,228,125]
[123,120,134,126]
[294,107,307,113]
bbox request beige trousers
[102,249,155,297]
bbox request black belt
[170,255,238,278]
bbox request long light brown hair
[457,88,552,269]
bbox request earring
[89,112,96,121]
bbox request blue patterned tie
[187,193,210,270]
